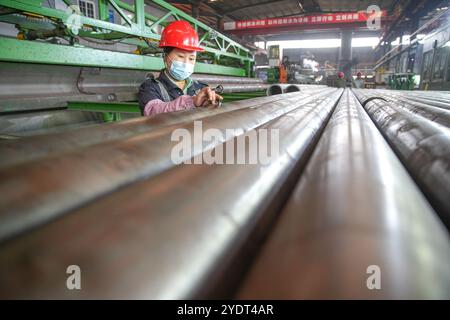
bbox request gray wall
[283,46,381,71]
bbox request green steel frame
[0,0,254,76]
[67,101,140,113]
[0,37,246,76]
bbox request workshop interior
[0,0,449,300]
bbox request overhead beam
[303,0,321,13]
[166,0,242,22]
[223,0,283,15]
[264,29,381,41]
[375,0,441,50]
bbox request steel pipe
[353,90,450,229]
[285,84,301,93]
[0,89,343,299]
[237,89,450,299]
[192,74,263,84]
[207,84,269,93]
[0,110,104,136]
[0,89,340,242]
[266,84,285,96]
[81,71,265,92]
[0,90,332,168]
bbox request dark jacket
[138,69,207,115]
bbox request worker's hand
[193,87,223,108]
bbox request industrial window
[422,51,432,81]
[399,52,408,73]
[432,48,447,80]
[78,0,96,19]
[447,51,450,81]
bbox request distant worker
[336,71,346,88]
[279,63,288,83]
[138,21,222,116]
[352,72,365,89]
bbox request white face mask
[167,56,195,81]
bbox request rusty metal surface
[237,89,450,299]
[0,90,343,299]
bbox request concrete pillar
[192,1,200,19]
[339,30,353,80]
[217,17,224,30]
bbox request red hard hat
[159,20,204,52]
[338,72,345,78]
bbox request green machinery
[267,67,280,83]
[387,73,417,90]
[266,45,281,83]
[0,0,258,122]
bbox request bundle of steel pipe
[373,89,450,110]
[0,88,340,242]
[380,90,450,101]
[0,62,267,113]
[0,89,330,168]
[353,89,450,230]
[237,89,450,299]
[0,89,344,299]
[352,89,450,127]
[1,87,449,300]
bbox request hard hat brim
[159,44,205,52]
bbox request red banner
[223,11,386,31]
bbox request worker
[352,72,365,89]
[336,71,346,88]
[138,20,222,116]
[279,63,288,83]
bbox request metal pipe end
[284,85,301,93]
[267,84,283,96]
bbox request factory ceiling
[165,0,448,47]
[166,0,397,23]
